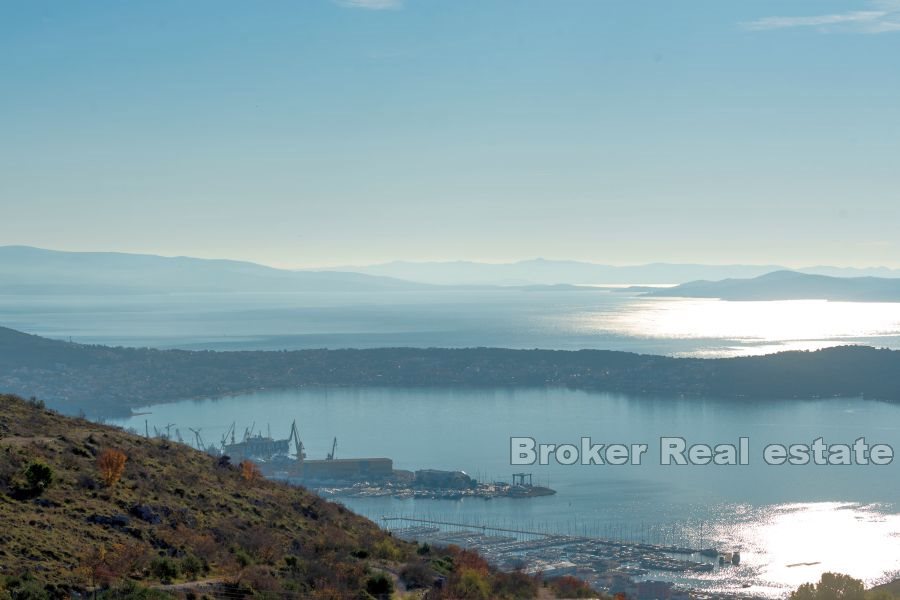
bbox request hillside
[2,326,900,418]
[645,270,900,302]
[0,394,593,599]
[0,246,427,294]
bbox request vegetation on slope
[0,394,596,599]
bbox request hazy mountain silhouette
[332,259,900,286]
[646,270,900,302]
[0,246,428,294]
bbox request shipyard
[211,420,556,499]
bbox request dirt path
[152,576,229,592]
[0,435,56,447]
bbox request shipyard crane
[189,428,205,451]
[327,437,337,461]
[288,420,306,461]
[221,422,236,449]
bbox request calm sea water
[112,388,900,597]
[3,290,900,357]
[10,290,900,595]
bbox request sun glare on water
[568,299,900,356]
[704,502,900,597]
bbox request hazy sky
[2,1,899,268]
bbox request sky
[1,0,899,269]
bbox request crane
[327,437,337,461]
[221,422,236,448]
[189,428,205,451]
[288,420,306,461]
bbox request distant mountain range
[329,258,900,286]
[3,246,900,295]
[644,270,900,302]
[0,246,428,294]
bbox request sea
[4,288,900,596]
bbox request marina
[381,516,750,600]
[113,388,900,597]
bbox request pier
[380,515,722,593]
[382,516,713,557]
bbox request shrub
[233,547,253,568]
[372,539,402,562]
[453,568,491,600]
[548,575,598,598]
[97,449,127,487]
[181,554,205,579]
[22,462,53,496]
[365,573,393,598]
[493,569,539,598]
[239,460,262,483]
[99,581,173,600]
[148,557,179,583]
[400,561,433,589]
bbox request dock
[381,515,721,594]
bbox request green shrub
[372,539,402,562]
[3,580,50,600]
[99,581,174,600]
[22,462,53,496]
[365,573,394,597]
[149,557,179,583]
[454,568,491,600]
[233,548,253,568]
[181,554,204,579]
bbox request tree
[791,573,866,600]
[97,449,127,487]
[79,546,116,591]
[78,542,147,591]
[453,568,491,600]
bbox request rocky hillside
[0,394,596,599]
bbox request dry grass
[0,394,409,594]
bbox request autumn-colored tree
[240,459,262,483]
[79,546,116,590]
[548,575,600,598]
[97,449,127,487]
[79,542,147,589]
